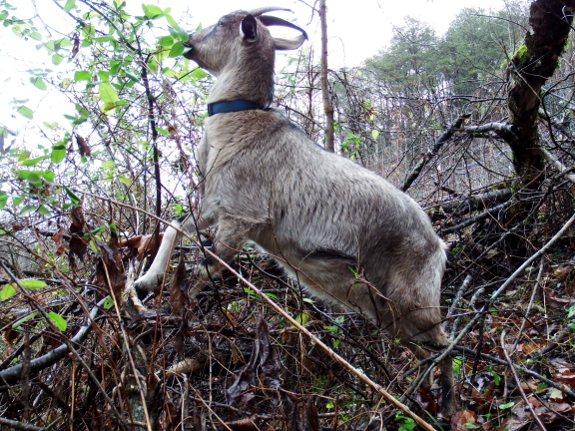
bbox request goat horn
[258,15,308,40]
[248,7,292,16]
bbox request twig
[0,263,130,431]
[451,287,484,339]
[401,113,470,192]
[501,329,547,431]
[443,274,472,330]
[512,260,545,352]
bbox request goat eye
[218,21,224,27]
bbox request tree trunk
[319,0,335,152]
[506,0,575,185]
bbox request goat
[134,7,456,415]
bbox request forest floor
[2,184,575,431]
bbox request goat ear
[241,14,258,42]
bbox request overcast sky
[0,0,509,138]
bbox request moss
[512,44,529,65]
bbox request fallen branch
[431,188,512,217]
[0,293,107,385]
[440,200,512,235]
[0,263,130,431]
[0,416,56,431]
[541,147,575,184]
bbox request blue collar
[207,100,265,116]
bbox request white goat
[135,7,456,414]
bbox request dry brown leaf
[76,134,91,157]
[119,233,163,260]
[450,409,477,431]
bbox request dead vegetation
[2,172,575,430]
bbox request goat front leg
[134,215,199,294]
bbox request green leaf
[64,186,81,204]
[74,71,91,81]
[499,401,515,410]
[192,68,208,80]
[98,82,118,103]
[17,106,34,119]
[488,367,501,386]
[169,42,184,58]
[0,192,8,209]
[143,4,163,19]
[118,174,131,186]
[21,155,49,166]
[159,35,174,47]
[0,284,16,301]
[64,0,76,12]
[13,312,38,329]
[295,311,310,326]
[30,77,47,90]
[164,14,178,29]
[48,311,67,331]
[90,226,106,235]
[52,53,64,65]
[100,101,116,114]
[94,35,114,43]
[371,129,379,140]
[43,170,55,182]
[19,279,47,289]
[173,25,189,42]
[19,205,37,216]
[161,68,178,78]
[51,145,66,163]
[102,160,116,169]
[37,205,51,217]
[30,31,42,41]
[60,78,71,90]
[97,70,111,82]
[102,295,114,309]
[26,171,43,186]
[147,55,158,73]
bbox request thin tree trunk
[505,0,575,185]
[319,0,335,152]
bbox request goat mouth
[181,42,193,58]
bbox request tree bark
[319,0,335,152]
[506,0,575,184]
